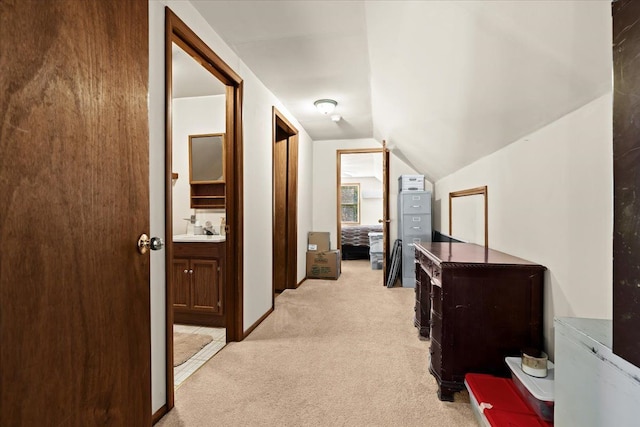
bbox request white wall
[312,138,431,247]
[433,92,613,358]
[341,177,382,226]
[172,95,226,234]
[149,0,314,413]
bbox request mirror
[449,186,488,247]
[189,133,225,183]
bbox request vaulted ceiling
[191,0,612,182]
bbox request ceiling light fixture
[314,99,337,115]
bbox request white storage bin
[505,356,555,423]
[368,232,383,253]
[369,252,383,270]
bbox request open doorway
[164,8,244,411]
[169,39,227,388]
[336,147,390,285]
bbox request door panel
[173,259,190,308]
[0,1,150,425]
[192,259,220,313]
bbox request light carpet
[158,260,475,426]
[173,332,213,367]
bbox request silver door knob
[137,234,164,254]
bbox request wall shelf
[191,182,225,208]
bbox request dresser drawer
[431,264,442,286]
[402,193,432,214]
[419,254,433,275]
[431,281,442,315]
[430,340,442,375]
[402,214,431,236]
[431,311,442,344]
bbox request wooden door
[273,132,289,292]
[613,0,640,368]
[0,1,151,425]
[192,259,220,313]
[272,109,298,295]
[173,259,190,309]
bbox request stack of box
[368,232,383,270]
[306,232,341,280]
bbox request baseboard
[295,277,306,288]
[152,404,168,425]
[243,307,274,339]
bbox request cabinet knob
[183,269,188,274]
[189,269,194,274]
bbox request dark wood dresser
[414,242,545,401]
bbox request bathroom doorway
[170,40,227,388]
[164,8,244,411]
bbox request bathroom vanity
[172,235,225,327]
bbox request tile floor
[173,324,226,388]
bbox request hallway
[158,260,475,426]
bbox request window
[341,184,360,224]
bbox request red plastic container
[465,373,553,426]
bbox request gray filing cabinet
[398,191,432,287]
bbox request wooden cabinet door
[191,259,221,314]
[173,259,190,309]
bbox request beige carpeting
[158,260,475,426]
[173,333,214,367]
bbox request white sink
[173,234,225,243]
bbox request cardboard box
[306,250,341,279]
[307,231,331,252]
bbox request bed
[341,224,383,260]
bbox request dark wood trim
[335,148,386,251]
[272,107,299,308]
[165,7,245,414]
[382,141,390,286]
[448,185,488,248]
[296,277,307,288]
[152,404,168,425]
[168,17,241,86]
[288,132,299,289]
[243,307,274,339]
[164,7,176,410]
[232,80,245,341]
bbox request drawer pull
[411,226,422,230]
